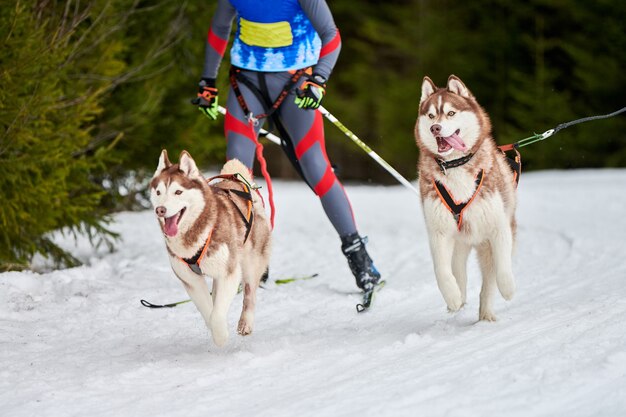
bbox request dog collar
[436,153,474,175]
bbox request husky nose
[155,206,167,217]
[430,124,442,136]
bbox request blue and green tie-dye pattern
[229,1,321,72]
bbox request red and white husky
[415,75,517,321]
[150,150,271,346]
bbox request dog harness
[178,174,255,276]
[433,170,485,231]
[498,144,522,186]
[229,66,307,124]
[433,146,521,231]
[210,173,255,245]
[180,229,214,275]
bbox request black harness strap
[225,188,254,244]
[208,173,255,244]
[432,144,522,231]
[180,229,213,275]
[498,144,522,187]
[270,113,314,191]
[229,66,305,123]
[433,170,485,230]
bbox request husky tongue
[163,212,181,237]
[442,132,467,151]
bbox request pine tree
[0,1,129,270]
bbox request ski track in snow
[2,170,626,417]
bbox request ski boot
[341,233,382,291]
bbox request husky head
[150,150,207,238]
[416,75,492,160]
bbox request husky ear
[447,75,473,99]
[154,149,171,176]
[179,150,200,178]
[420,76,437,104]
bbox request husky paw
[237,319,253,336]
[445,295,464,312]
[441,285,463,312]
[212,328,229,347]
[496,273,516,301]
[210,320,229,347]
[479,309,497,322]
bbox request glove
[193,78,219,120]
[295,74,326,110]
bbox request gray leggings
[223,69,357,237]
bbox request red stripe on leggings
[314,165,336,197]
[320,30,341,58]
[224,111,256,142]
[208,27,228,56]
[295,110,324,159]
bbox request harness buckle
[247,112,259,126]
[437,159,447,175]
[541,129,555,140]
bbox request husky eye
[447,111,456,117]
[428,113,435,119]
[156,190,161,196]
[175,190,183,195]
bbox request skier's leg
[274,75,381,289]
[278,108,357,236]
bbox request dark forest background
[1,0,625,270]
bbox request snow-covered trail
[2,170,626,417]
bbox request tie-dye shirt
[203,0,341,79]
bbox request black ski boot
[341,233,382,291]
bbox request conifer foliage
[0,1,126,270]
[0,1,150,270]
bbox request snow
[2,169,626,417]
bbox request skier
[194,0,382,294]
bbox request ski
[356,280,386,313]
[274,273,319,285]
[140,299,192,309]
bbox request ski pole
[317,106,420,196]
[217,105,281,146]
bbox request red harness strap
[251,132,275,229]
[433,170,485,231]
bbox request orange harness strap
[498,145,522,187]
[207,173,256,242]
[179,229,214,275]
[433,170,485,231]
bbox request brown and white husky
[150,150,271,346]
[415,75,518,321]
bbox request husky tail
[220,159,266,210]
[221,158,252,183]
